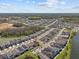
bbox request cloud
[32,1,36,4]
[0,2,32,13]
[38,0,59,7]
[60,1,66,5]
[47,0,59,7]
[17,0,24,2]
[72,6,79,9]
[0,3,15,9]
[26,0,36,4]
[26,0,30,3]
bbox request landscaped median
[54,30,75,59]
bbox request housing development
[0,14,79,59]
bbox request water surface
[70,33,79,59]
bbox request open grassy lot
[61,16,79,23]
[54,30,75,59]
[15,51,39,59]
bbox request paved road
[33,28,65,59]
[43,28,65,49]
[45,20,58,28]
[34,28,65,53]
[36,28,55,45]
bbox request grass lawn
[15,51,39,59]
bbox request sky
[0,0,79,13]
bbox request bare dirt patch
[0,23,15,31]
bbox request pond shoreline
[54,30,75,59]
[70,32,79,59]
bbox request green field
[61,16,79,23]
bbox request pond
[70,32,79,59]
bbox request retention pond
[70,32,79,59]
